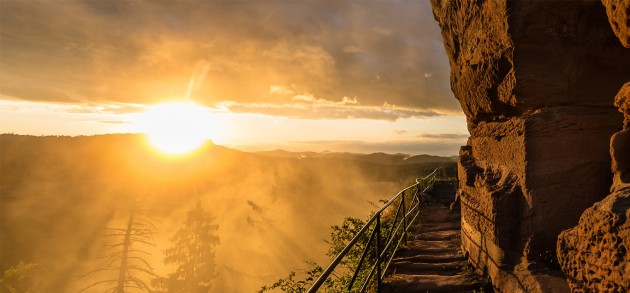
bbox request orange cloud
[1,0,460,119]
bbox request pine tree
[161,200,219,293]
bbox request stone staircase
[383,181,491,293]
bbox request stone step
[430,195,455,200]
[383,273,488,293]
[391,253,466,264]
[417,214,460,224]
[414,229,460,241]
[413,222,460,232]
[382,181,491,292]
[430,198,454,204]
[430,191,454,196]
[424,206,450,212]
[404,238,458,248]
[396,242,458,257]
[430,199,454,203]
[387,260,468,276]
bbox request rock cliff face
[611,83,630,191]
[557,188,630,292]
[557,68,630,291]
[556,0,630,291]
[431,0,630,291]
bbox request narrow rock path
[383,181,491,293]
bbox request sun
[138,101,212,155]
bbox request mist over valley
[0,134,456,292]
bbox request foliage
[325,217,369,269]
[260,184,425,292]
[260,215,388,292]
[324,216,379,291]
[159,200,220,293]
[0,262,38,293]
[256,262,325,293]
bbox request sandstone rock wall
[557,81,630,292]
[557,187,630,292]
[556,0,630,291]
[611,83,630,192]
[431,0,630,291]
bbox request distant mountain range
[256,149,458,165]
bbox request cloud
[63,103,147,115]
[286,140,464,156]
[0,0,461,119]
[217,99,443,121]
[99,120,129,125]
[269,85,295,97]
[0,99,146,115]
[417,133,470,140]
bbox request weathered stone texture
[612,83,630,192]
[432,0,629,127]
[431,0,630,291]
[557,188,630,292]
[611,128,630,192]
[602,0,630,48]
[615,82,630,124]
[430,0,516,125]
[523,107,621,255]
[509,0,629,107]
[557,80,630,293]
[459,146,523,256]
[556,2,630,290]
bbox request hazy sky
[0,0,467,155]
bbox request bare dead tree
[78,201,158,293]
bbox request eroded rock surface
[431,0,629,127]
[557,188,630,292]
[555,2,630,291]
[602,0,630,48]
[557,81,630,293]
[428,0,515,123]
[431,0,630,291]
[612,83,630,192]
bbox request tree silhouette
[159,200,219,293]
[79,202,158,292]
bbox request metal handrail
[307,168,442,292]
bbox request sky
[0,0,468,156]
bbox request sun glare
[139,102,212,155]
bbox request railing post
[402,191,406,245]
[376,213,382,292]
